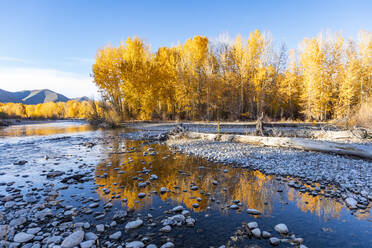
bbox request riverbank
[122,122,372,211]
[0,121,371,247]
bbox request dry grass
[349,97,372,129]
[86,100,123,127]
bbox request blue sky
[0,0,371,97]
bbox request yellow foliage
[0,101,94,119]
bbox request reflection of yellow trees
[94,140,368,220]
[291,188,343,220]
[0,101,94,119]
[0,123,93,137]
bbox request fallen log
[179,132,372,160]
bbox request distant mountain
[0,89,89,104]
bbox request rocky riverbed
[0,121,371,248]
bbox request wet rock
[34,208,52,219]
[85,232,98,241]
[274,224,288,234]
[171,206,184,212]
[13,232,34,243]
[125,219,143,230]
[345,197,357,209]
[229,204,239,210]
[126,241,145,248]
[96,224,105,232]
[146,244,157,248]
[252,228,261,238]
[269,237,280,246]
[89,202,99,208]
[46,236,62,244]
[246,208,261,215]
[248,222,258,229]
[186,217,196,227]
[80,240,95,248]
[160,242,174,248]
[10,217,27,227]
[149,175,158,180]
[162,214,185,226]
[138,193,146,199]
[190,186,198,191]
[160,225,172,232]
[61,230,84,248]
[113,210,128,221]
[262,231,271,238]
[109,231,122,240]
[26,227,41,235]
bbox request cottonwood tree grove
[92,30,372,121]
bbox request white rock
[80,240,95,248]
[248,222,258,229]
[269,237,280,246]
[126,241,145,248]
[125,219,143,230]
[345,197,358,209]
[274,223,288,234]
[186,217,196,226]
[160,225,172,232]
[229,204,239,210]
[160,242,175,248]
[147,245,158,248]
[138,193,146,198]
[85,232,98,241]
[262,231,271,238]
[27,227,41,235]
[13,232,34,243]
[109,231,122,240]
[246,208,261,215]
[252,228,261,238]
[96,224,105,232]
[61,230,84,248]
[171,206,184,212]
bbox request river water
[0,121,371,247]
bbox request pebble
[274,224,288,234]
[125,219,143,230]
[13,232,35,243]
[246,208,261,215]
[109,231,122,240]
[126,241,145,248]
[80,240,95,248]
[248,222,258,229]
[252,228,261,238]
[61,230,84,248]
[269,237,280,246]
[160,242,175,248]
[160,225,172,232]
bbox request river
[0,121,371,247]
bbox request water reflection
[94,139,366,221]
[0,121,94,137]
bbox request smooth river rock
[13,232,34,243]
[126,241,145,248]
[125,219,143,230]
[274,223,288,234]
[61,230,84,248]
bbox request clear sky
[0,0,371,98]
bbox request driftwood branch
[179,132,372,160]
